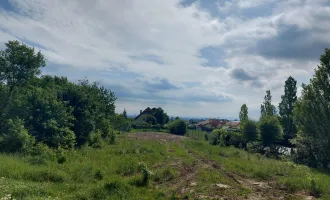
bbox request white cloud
[0,0,329,119]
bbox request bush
[246,141,263,153]
[209,129,227,145]
[88,130,105,148]
[259,116,282,146]
[241,120,258,142]
[0,118,35,153]
[145,115,157,125]
[224,131,245,148]
[167,120,187,135]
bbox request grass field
[0,132,329,200]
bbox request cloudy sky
[1,0,329,119]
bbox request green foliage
[239,104,248,124]
[209,129,227,146]
[279,76,298,145]
[167,119,187,135]
[0,40,118,151]
[111,114,131,132]
[88,130,105,149]
[151,107,169,125]
[293,49,330,168]
[260,90,277,118]
[145,115,157,125]
[259,116,282,146]
[0,118,35,153]
[123,109,128,119]
[242,119,258,142]
[0,40,45,91]
[223,131,245,148]
[138,162,152,186]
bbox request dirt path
[128,132,314,200]
[128,132,187,142]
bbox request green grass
[184,140,330,199]
[0,133,330,199]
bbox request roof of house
[197,119,225,128]
[226,121,240,128]
[134,107,153,120]
[196,120,211,126]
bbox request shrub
[167,120,187,135]
[0,118,35,153]
[88,130,105,148]
[241,120,258,142]
[224,131,245,148]
[259,116,282,146]
[246,141,263,153]
[209,129,227,146]
[145,115,157,125]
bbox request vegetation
[293,48,330,168]
[1,40,330,199]
[260,90,277,118]
[239,104,248,124]
[259,116,283,146]
[279,76,298,146]
[0,40,129,153]
[241,119,258,142]
[167,119,187,135]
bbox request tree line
[236,48,330,168]
[0,40,131,154]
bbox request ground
[129,132,315,200]
[0,132,329,200]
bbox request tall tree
[152,107,169,125]
[239,104,248,124]
[260,90,276,118]
[123,109,127,119]
[293,48,330,167]
[0,40,45,91]
[279,76,297,145]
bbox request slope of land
[0,132,329,200]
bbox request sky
[0,0,330,119]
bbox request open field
[0,132,329,200]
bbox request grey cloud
[230,68,254,81]
[136,77,182,92]
[252,25,330,60]
[230,68,264,88]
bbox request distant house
[225,121,241,131]
[134,107,153,123]
[196,119,225,131]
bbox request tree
[145,115,157,125]
[239,104,248,124]
[259,116,282,146]
[0,40,45,91]
[279,76,297,145]
[152,107,169,125]
[242,119,258,142]
[293,48,330,167]
[123,109,127,119]
[167,119,187,135]
[260,90,276,118]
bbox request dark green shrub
[209,129,226,145]
[0,118,35,153]
[246,141,263,153]
[259,116,282,146]
[88,130,104,149]
[242,120,258,142]
[145,115,157,125]
[167,120,187,135]
[224,131,244,148]
[94,169,104,180]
